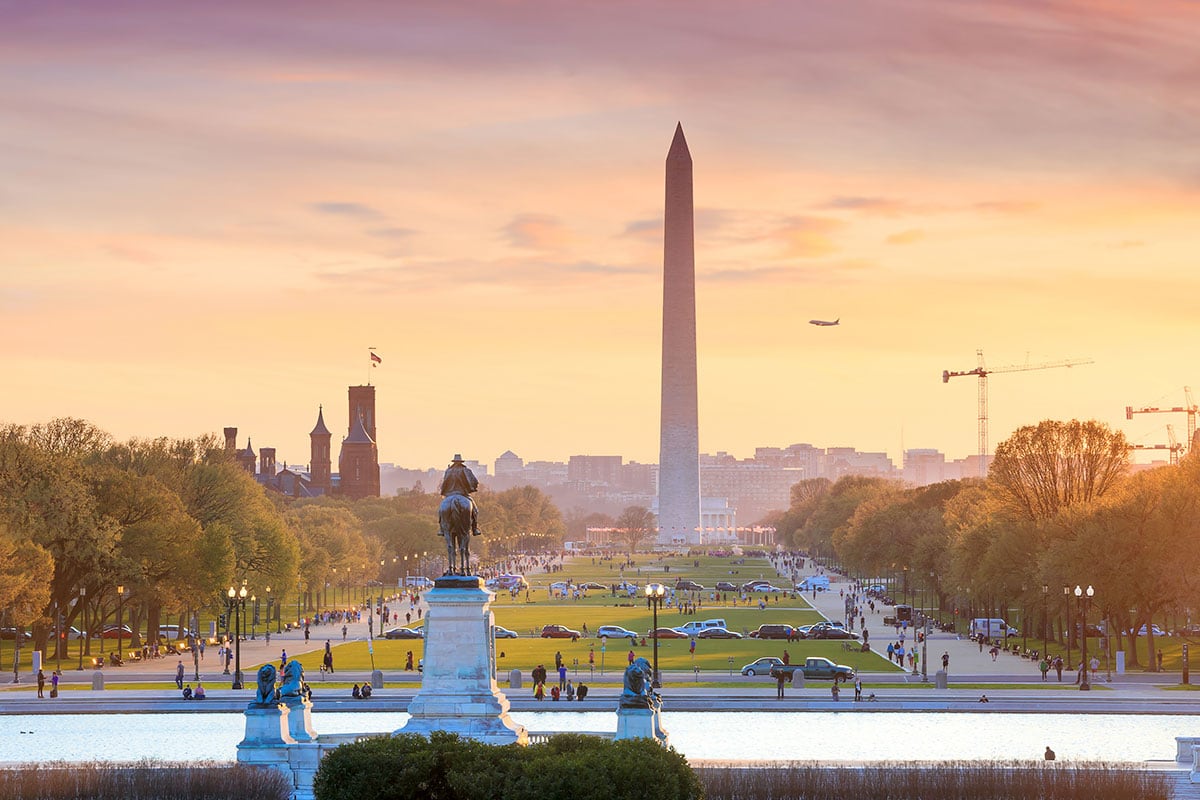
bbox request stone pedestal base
[614,706,668,746]
[396,576,527,746]
[240,704,296,747]
[283,696,317,743]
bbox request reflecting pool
[1,712,1190,764]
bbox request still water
[1,712,1190,764]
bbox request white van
[405,576,434,589]
[675,619,728,636]
[969,618,1016,638]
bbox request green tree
[614,505,656,554]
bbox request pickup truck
[741,656,855,681]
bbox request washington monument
[658,123,701,545]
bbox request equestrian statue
[439,454,481,575]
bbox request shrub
[313,732,703,800]
[696,761,1171,800]
[0,760,291,800]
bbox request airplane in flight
[809,318,839,327]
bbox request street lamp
[77,586,87,671]
[645,583,667,688]
[1075,584,1094,691]
[1042,584,1049,657]
[229,585,248,689]
[116,585,125,664]
[1063,585,1072,673]
[264,586,273,635]
[250,594,257,640]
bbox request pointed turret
[309,405,333,493]
[344,412,375,444]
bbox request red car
[540,624,581,639]
[650,627,688,639]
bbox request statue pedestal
[397,576,527,745]
[282,696,317,743]
[614,705,668,746]
[239,704,296,747]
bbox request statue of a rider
[440,454,480,537]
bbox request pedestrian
[782,649,790,665]
[50,670,60,698]
[558,663,567,690]
[342,624,348,641]
[978,694,989,703]
[304,624,311,642]
[280,649,288,669]
[628,649,636,665]
[1039,657,1050,682]
[36,668,45,698]
[175,660,185,690]
[831,682,840,701]
[941,651,950,671]
[886,642,895,662]
[775,669,786,698]
[566,680,575,701]
[405,650,414,671]
[265,629,270,646]
[1090,656,1100,679]
[1044,746,1056,761]
[689,638,696,656]
[555,650,563,670]
[854,677,863,701]
[978,638,984,653]
[1157,650,1164,671]
[1054,656,1064,682]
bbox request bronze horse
[438,493,476,575]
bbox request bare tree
[615,505,656,554]
[989,419,1128,521]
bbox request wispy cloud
[309,202,386,221]
[502,214,571,250]
[819,196,910,215]
[701,259,871,283]
[768,216,844,259]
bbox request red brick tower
[338,411,380,499]
[348,385,376,443]
[310,406,332,493]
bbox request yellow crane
[1128,424,1183,466]
[942,349,1094,477]
[1124,386,1197,455]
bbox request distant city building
[494,450,524,477]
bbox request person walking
[941,651,950,671]
[175,661,185,690]
[1039,657,1050,682]
[775,669,786,699]
[36,669,45,698]
[1054,655,1064,682]
[342,624,348,641]
[558,663,567,691]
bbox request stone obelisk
[658,123,701,545]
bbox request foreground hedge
[313,732,704,800]
[0,760,291,800]
[697,761,1172,800]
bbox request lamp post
[1063,585,1072,672]
[250,593,258,640]
[116,585,125,663]
[645,583,666,688]
[264,586,273,635]
[229,585,247,689]
[77,587,87,671]
[1041,584,1048,657]
[1076,584,1094,690]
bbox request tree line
[0,418,566,658]
[767,419,1200,670]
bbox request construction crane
[1124,386,1197,455]
[942,349,1095,477]
[1128,424,1183,466]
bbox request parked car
[540,624,581,639]
[740,580,772,592]
[741,657,797,677]
[0,627,31,642]
[650,627,688,639]
[1131,624,1167,637]
[578,582,607,591]
[674,580,705,591]
[384,627,424,640]
[807,627,859,640]
[100,625,134,639]
[714,581,738,592]
[748,624,794,640]
[596,625,639,641]
[697,627,743,639]
[549,581,574,592]
[493,625,519,639]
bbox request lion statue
[252,663,278,706]
[619,656,659,710]
[279,658,305,700]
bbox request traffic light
[218,614,227,629]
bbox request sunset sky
[3,1,1199,471]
